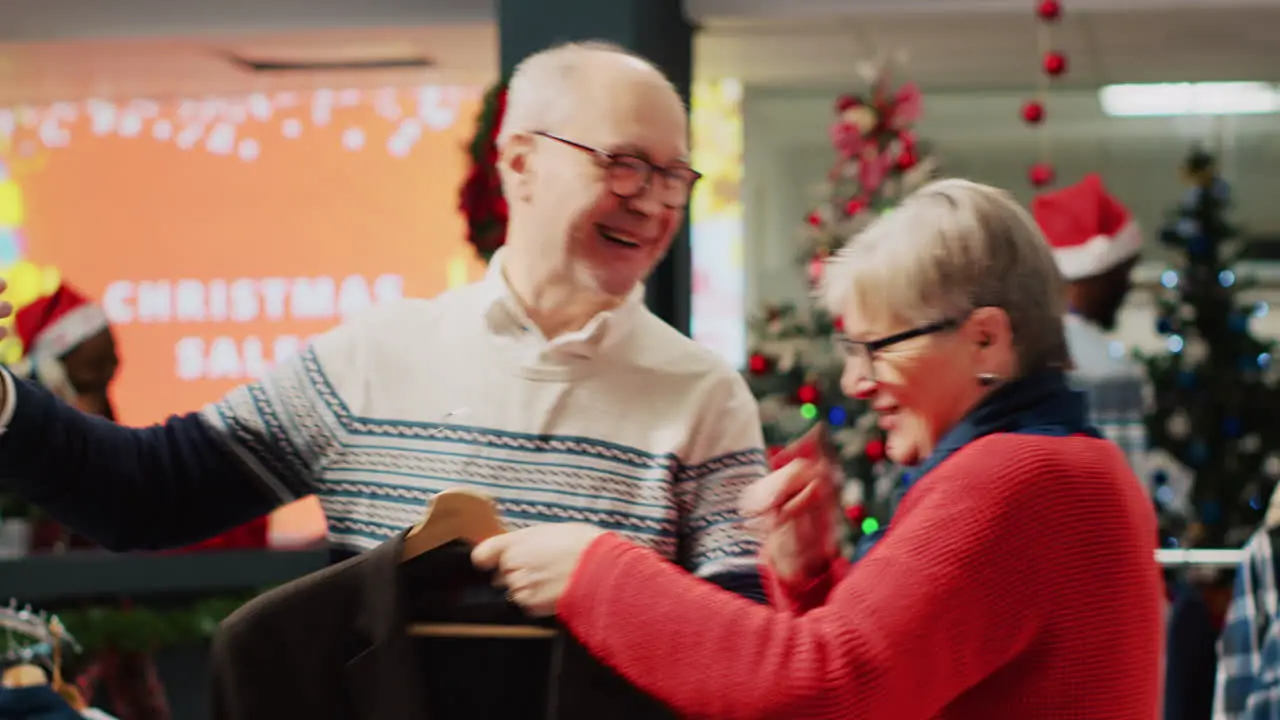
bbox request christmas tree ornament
[747,353,770,375]
[863,437,886,462]
[797,383,820,405]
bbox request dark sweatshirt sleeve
[0,370,288,551]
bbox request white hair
[496,40,672,148]
[821,178,1070,373]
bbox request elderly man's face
[530,70,689,297]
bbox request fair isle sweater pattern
[204,345,766,578]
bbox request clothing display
[1213,526,1280,717]
[211,530,675,720]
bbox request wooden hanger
[402,488,506,561]
[48,617,86,711]
[401,488,556,640]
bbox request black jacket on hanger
[210,531,676,720]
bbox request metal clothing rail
[1155,548,1246,568]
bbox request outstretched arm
[0,320,364,551]
[0,370,281,551]
[557,459,1055,720]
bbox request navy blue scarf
[853,370,1100,560]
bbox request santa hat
[1032,173,1142,281]
[14,283,110,360]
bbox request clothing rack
[1155,548,1245,569]
[0,599,80,665]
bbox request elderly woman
[473,179,1163,719]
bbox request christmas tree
[1143,148,1280,548]
[744,62,939,554]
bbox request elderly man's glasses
[836,318,959,380]
[532,131,701,209]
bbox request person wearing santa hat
[10,283,119,418]
[1032,172,1149,477]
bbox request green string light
[799,403,818,420]
[861,517,880,535]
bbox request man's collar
[479,248,644,358]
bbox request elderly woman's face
[838,305,991,466]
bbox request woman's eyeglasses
[532,131,701,209]
[836,318,960,381]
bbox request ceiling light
[1098,82,1280,118]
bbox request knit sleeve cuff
[558,531,636,626]
[764,556,848,613]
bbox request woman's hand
[471,523,607,617]
[740,429,840,583]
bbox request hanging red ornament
[1036,0,1062,21]
[832,315,844,332]
[1042,51,1068,77]
[797,384,820,405]
[806,210,823,227]
[844,197,866,216]
[1020,100,1045,124]
[863,437,886,462]
[835,94,859,113]
[1029,162,1056,187]
[748,353,770,375]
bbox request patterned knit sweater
[559,433,1163,719]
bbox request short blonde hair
[821,178,1070,374]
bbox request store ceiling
[696,6,1280,89]
[0,6,1276,107]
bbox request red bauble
[896,147,918,170]
[806,210,823,227]
[748,353,770,375]
[797,384,820,405]
[844,197,865,215]
[832,315,844,332]
[1021,100,1045,124]
[863,437,886,462]
[1036,0,1062,21]
[1029,162,1055,187]
[844,504,866,525]
[835,94,859,113]
[1043,51,1068,77]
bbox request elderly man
[0,41,766,597]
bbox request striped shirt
[200,251,766,579]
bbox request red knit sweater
[558,433,1163,719]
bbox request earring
[976,372,1000,386]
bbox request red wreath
[458,79,511,261]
